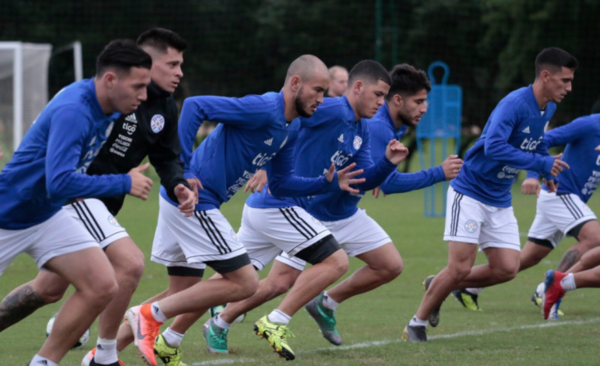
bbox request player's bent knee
[296,235,342,266]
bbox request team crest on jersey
[151,114,165,133]
[353,136,362,150]
[230,229,239,241]
[464,220,478,233]
[108,215,118,226]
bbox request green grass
[1,178,600,366]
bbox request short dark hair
[386,64,431,101]
[96,39,152,76]
[137,28,188,53]
[348,60,392,87]
[535,47,578,77]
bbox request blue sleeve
[380,166,446,195]
[45,107,131,200]
[484,102,554,175]
[544,117,589,147]
[352,128,397,191]
[266,136,339,197]
[179,95,273,172]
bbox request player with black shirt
[0,29,196,366]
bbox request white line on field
[192,317,600,365]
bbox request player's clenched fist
[128,163,153,200]
[385,140,409,165]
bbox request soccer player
[204,61,423,359]
[471,112,600,319]
[0,29,196,366]
[327,65,349,97]
[0,40,153,366]
[125,55,367,366]
[401,47,577,342]
[454,101,600,315]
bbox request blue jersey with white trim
[451,86,556,207]
[367,103,446,193]
[164,91,339,210]
[526,114,600,203]
[0,79,131,229]
[246,96,397,221]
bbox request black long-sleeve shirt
[86,81,188,215]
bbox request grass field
[2,174,600,366]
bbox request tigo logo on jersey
[464,220,478,233]
[151,114,165,133]
[353,136,362,150]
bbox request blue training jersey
[451,86,557,207]
[526,114,600,203]
[368,103,446,194]
[246,96,397,221]
[0,79,132,229]
[163,91,340,210]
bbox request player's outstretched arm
[127,163,153,200]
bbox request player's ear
[290,75,302,92]
[393,94,403,107]
[540,69,550,83]
[102,71,118,88]
[353,80,363,94]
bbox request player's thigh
[447,241,479,269]
[482,246,521,273]
[574,219,600,245]
[479,206,520,252]
[33,269,70,298]
[355,242,402,272]
[238,206,283,272]
[520,240,553,265]
[104,236,145,276]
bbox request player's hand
[186,177,202,204]
[372,186,386,199]
[440,155,463,180]
[174,184,196,217]
[521,177,541,197]
[244,169,268,193]
[384,140,409,165]
[544,179,559,193]
[128,163,153,200]
[550,153,569,177]
[326,163,365,194]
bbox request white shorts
[276,208,392,271]
[0,209,99,276]
[239,205,331,271]
[443,186,521,251]
[63,199,129,248]
[151,196,246,269]
[528,190,597,248]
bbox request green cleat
[253,316,296,360]
[305,293,342,345]
[422,275,441,327]
[452,289,481,311]
[202,317,229,354]
[154,334,187,366]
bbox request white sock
[214,314,232,330]
[465,288,483,295]
[94,338,118,364]
[408,315,428,327]
[536,282,546,295]
[268,309,292,325]
[322,291,339,310]
[162,327,185,348]
[30,355,57,366]
[151,302,168,323]
[560,273,577,292]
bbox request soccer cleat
[422,275,441,327]
[81,348,125,366]
[154,334,187,366]
[401,325,427,342]
[452,289,481,311]
[126,305,163,366]
[543,270,567,320]
[305,293,342,345]
[532,282,564,316]
[202,317,229,354]
[253,316,296,360]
